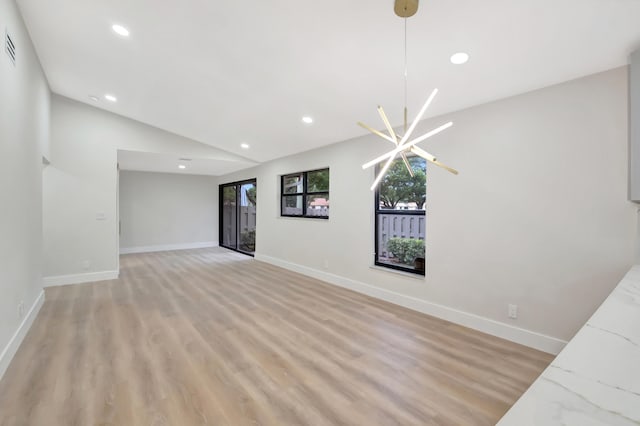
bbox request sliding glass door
[221,185,238,249]
[219,179,256,255]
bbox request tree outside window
[375,156,426,275]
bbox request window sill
[369,264,425,280]
[279,215,329,220]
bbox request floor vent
[5,29,15,66]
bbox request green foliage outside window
[240,230,256,252]
[223,186,236,205]
[379,156,426,209]
[386,238,425,265]
[307,169,329,192]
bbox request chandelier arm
[377,106,398,144]
[399,88,439,146]
[401,120,452,149]
[357,122,396,145]
[410,145,437,162]
[400,152,415,177]
[409,148,457,174]
[362,121,452,169]
[430,159,459,175]
[370,153,398,190]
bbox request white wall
[0,0,50,374]
[44,95,241,279]
[216,67,636,347]
[119,171,217,251]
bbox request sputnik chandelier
[358,0,458,190]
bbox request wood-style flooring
[0,248,553,425]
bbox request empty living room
[2,0,640,424]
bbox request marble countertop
[498,266,640,426]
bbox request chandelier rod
[404,16,408,133]
[400,16,416,177]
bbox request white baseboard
[0,290,45,381]
[255,254,567,355]
[120,241,218,255]
[43,270,119,287]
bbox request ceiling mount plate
[394,0,419,18]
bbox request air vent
[5,29,15,66]
[179,158,193,162]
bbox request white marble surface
[498,266,640,426]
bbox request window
[281,168,329,218]
[375,156,426,275]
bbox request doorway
[219,179,256,255]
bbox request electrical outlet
[508,304,518,319]
[17,301,25,319]
[82,260,91,270]
[323,259,329,269]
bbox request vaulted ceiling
[17,0,640,164]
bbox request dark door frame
[218,178,256,257]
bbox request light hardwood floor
[0,248,553,425]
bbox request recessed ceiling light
[178,164,186,169]
[450,52,469,65]
[112,24,130,37]
[104,94,117,102]
[88,95,99,102]
[240,143,250,149]
[302,116,313,124]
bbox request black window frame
[374,160,426,276]
[280,168,329,219]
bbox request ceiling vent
[5,29,15,66]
